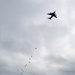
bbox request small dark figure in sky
[35,48,37,49]
[47,11,57,20]
[20,69,24,75]
[29,58,31,60]
[31,55,32,57]
[25,64,27,67]
[28,61,31,63]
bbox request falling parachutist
[28,61,31,63]
[31,56,32,57]
[25,64,27,67]
[29,58,31,60]
[35,48,37,49]
[20,69,24,75]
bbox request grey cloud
[45,54,68,65]
[59,60,75,75]
[0,0,75,75]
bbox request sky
[0,0,75,75]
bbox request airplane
[47,11,57,20]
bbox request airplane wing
[48,15,53,20]
[54,14,57,18]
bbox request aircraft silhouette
[47,11,57,20]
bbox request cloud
[0,0,75,75]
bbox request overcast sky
[0,0,75,75]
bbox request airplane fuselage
[47,11,57,20]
